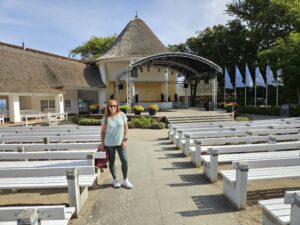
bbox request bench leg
[176,131,182,149]
[184,136,190,156]
[291,193,300,225]
[203,153,218,182]
[223,164,248,210]
[66,168,89,218]
[17,208,39,225]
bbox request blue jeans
[105,145,128,180]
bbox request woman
[100,99,133,189]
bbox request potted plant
[120,105,130,114]
[224,102,239,112]
[133,105,144,115]
[89,104,100,114]
[148,104,159,116]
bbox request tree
[259,32,300,105]
[226,0,297,50]
[70,35,117,61]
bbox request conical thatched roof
[97,16,169,61]
[0,42,105,94]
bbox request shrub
[290,106,300,116]
[89,104,99,111]
[235,116,251,121]
[77,118,101,125]
[238,106,281,116]
[224,102,239,108]
[128,116,165,129]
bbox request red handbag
[95,148,109,169]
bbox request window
[49,100,55,109]
[0,99,7,113]
[64,100,71,109]
[40,100,55,111]
[40,100,48,111]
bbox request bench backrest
[0,205,67,221]
[208,141,300,155]
[0,151,105,160]
[0,130,101,137]
[0,135,100,143]
[232,157,300,169]
[0,142,100,151]
[188,128,299,139]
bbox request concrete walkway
[70,129,240,225]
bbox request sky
[0,0,232,57]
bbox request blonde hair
[104,99,120,125]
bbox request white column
[55,94,64,119]
[8,94,21,123]
[164,68,169,102]
[98,89,106,106]
[116,81,120,103]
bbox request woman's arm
[121,121,128,150]
[100,124,106,151]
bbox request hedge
[238,106,281,116]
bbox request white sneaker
[122,178,133,189]
[113,178,121,188]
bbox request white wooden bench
[183,128,300,156]
[0,159,100,218]
[220,157,300,209]
[0,150,103,160]
[0,125,100,131]
[0,142,100,151]
[0,205,74,225]
[0,135,100,144]
[168,118,300,141]
[259,190,300,225]
[190,134,300,166]
[199,141,300,182]
[175,123,300,148]
[0,126,100,134]
[0,130,101,137]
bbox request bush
[128,116,165,129]
[120,105,130,110]
[77,118,101,125]
[235,116,251,121]
[290,106,300,116]
[238,106,281,116]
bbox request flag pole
[245,86,247,107]
[266,85,268,107]
[276,83,279,107]
[254,84,257,108]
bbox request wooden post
[290,193,300,225]
[195,140,202,167]
[205,149,219,182]
[17,208,38,225]
[184,134,190,156]
[176,130,183,149]
[66,168,81,218]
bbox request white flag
[276,69,284,86]
[245,63,253,88]
[255,66,266,87]
[235,65,245,88]
[266,65,276,86]
[224,67,233,89]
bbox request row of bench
[168,118,300,225]
[0,125,103,224]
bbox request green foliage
[70,35,117,61]
[259,32,300,105]
[128,117,165,129]
[120,105,130,110]
[239,106,281,116]
[289,105,300,116]
[235,116,251,121]
[133,105,144,112]
[75,118,101,125]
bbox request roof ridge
[0,41,86,64]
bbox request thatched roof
[97,16,169,61]
[0,42,105,94]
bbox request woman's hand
[100,144,105,152]
[121,141,127,150]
